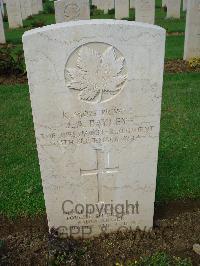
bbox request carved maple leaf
[65,46,127,103]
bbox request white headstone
[0,0,4,16]
[162,0,166,7]
[183,0,188,11]
[184,0,200,60]
[31,0,39,14]
[0,11,5,43]
[23,20,165,239]
[101,0,114,14]
[37,0,43,11]
[130,0,135,9]
[95,0,105,12]
[115,0,129,19]
[109,0,114,10]
[166,0,181,18]
[20,0,32,19]
[54,0,90,23]
[6,0,23,28]
[135,0,155,24]
[92,0,100,9]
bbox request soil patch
[0,215,48,265]
[0,74,27,86]
[165,59,200,73]
[166,32,184,36]
[154,199,200,220]
[0,199,200,265]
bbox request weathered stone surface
[31,0,39,14]
[130,0,135,8]
[37,0,43,11]
[166,0,181,18]
[184,0,200,60]
[92,0,100,9]
[0,0,4,16]
[102,0,114,13]
[23,20,165,238]
[6,0,23,28]
[162,0,166,7]
[94,0,114,13]
[20,0,32,20]
[0,10,5,43]
[115,0,129,19]
[183,0,188,11]
[54,0,90,23]
[135,0,155,24]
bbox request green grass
[139,0,187,33]
[165,35,185,59]
[91,2,186,34]
[3,11,186,60]
[0,73,200,217]
[0,0,199,218]
[0,85,45,216]
[3,0,186,45]
[155,5,186,33]
[117,252,192,266]
[4,27,26,45]
[4,13,55,44]
[23,13,55,27]
[156,73,200,201]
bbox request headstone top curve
[22,19,166,40]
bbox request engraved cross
[80,149,119,203]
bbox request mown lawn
[165,35,184,59]
[1,0,199,218]
[3,0,186,60]
[0,84,44,216]
[0,73,200,217]
[156,73,200,201]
